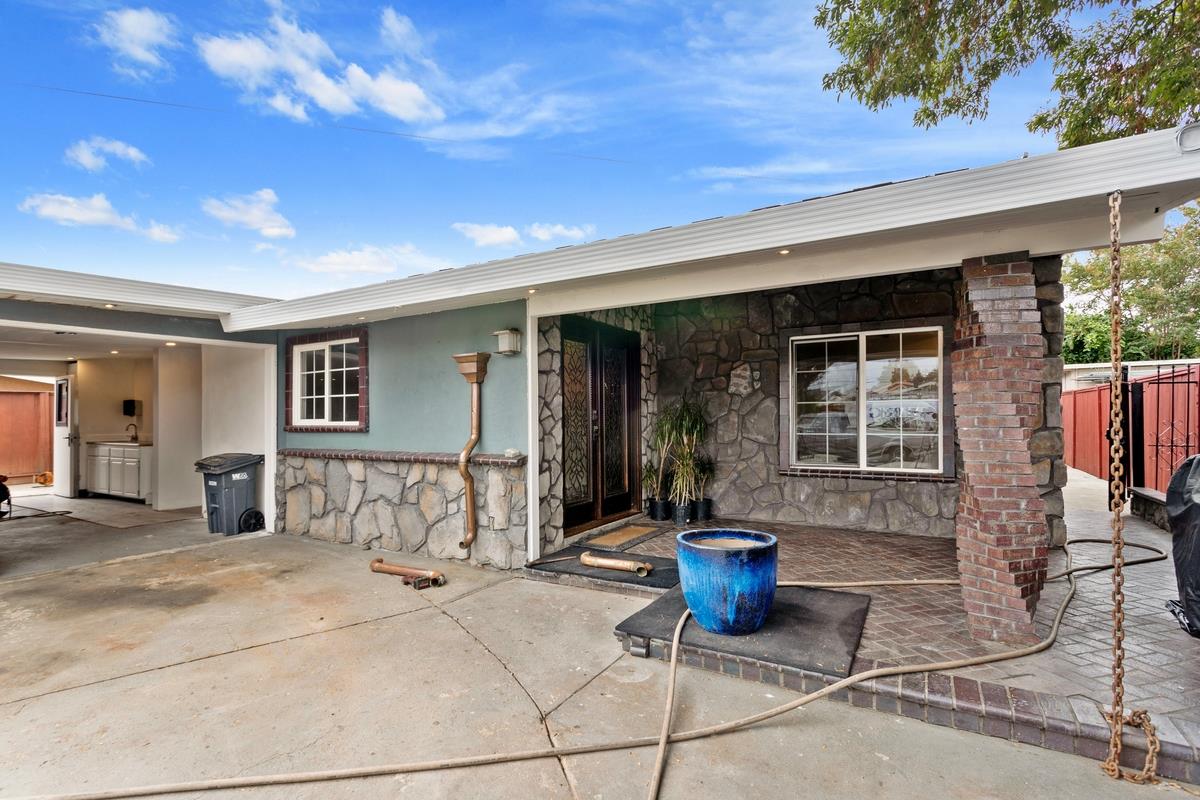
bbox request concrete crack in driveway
[0,604,435,707]
[418,587,581,800]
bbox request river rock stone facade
[275,450,527,569]
[537,307,657,552]
[653,270,962,537]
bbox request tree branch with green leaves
[815,0,1200,146]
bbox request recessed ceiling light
[103,303,116,309]
[54,331,77,336]
[357,316,366,321]
[527,288,537,294]
[164,341,177,347]
[110,349,120,355]
[778,249,790,255]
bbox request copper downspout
[369,558,446,587]
[453,352,490,551]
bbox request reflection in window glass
[791,329,941,472]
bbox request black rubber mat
[615,585,871,678]
[526,546,679,589]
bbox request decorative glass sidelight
[562,337,592,505]
[601,345,628,496]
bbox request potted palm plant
[645,406,677,521]
[667,396,707,525]
[691,453,715,521]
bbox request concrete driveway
[0,523,1161,799]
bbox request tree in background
[815,0,1200,146]
[1061,204,1200,363]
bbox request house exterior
[4,125,1200,644]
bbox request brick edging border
[616,634,1200,783]
[278,448,527,467]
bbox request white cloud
[526,222,595,242]
[196,10,442,125]
[294,243,451,276]
[18,192,179,242]
[201,188,295,239]
[96,7,178,79]
[451,222,522,248]
[65,136,150,172]
[196,4,583,160]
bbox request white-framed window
[292,337,362,426]
[788,326,943,473]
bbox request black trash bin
[1166,454,1200,637]
[195,453,265,535]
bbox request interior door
[561,316,640,531]
[52,375,78,497]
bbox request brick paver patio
[607,469,1198,718]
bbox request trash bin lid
[194,453,265,473]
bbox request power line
[9,81,637,165]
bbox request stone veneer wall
[1032,256,1068,546]
[653,271,961,537]
[537,307,657,552]
[275,450,528,569]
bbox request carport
[0,262,278,534]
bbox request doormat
[585,525,658,549]
[615,585,871,678]
[526,546,679,589]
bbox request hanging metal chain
[1101,189,1160,784]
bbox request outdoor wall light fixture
[492,328,522,355]
[1179,122,1200,153]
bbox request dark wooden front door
[561,316,640,531]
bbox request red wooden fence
[0,392,53,482]
[1063,364,1200,493]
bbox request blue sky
[2,1,1065,299]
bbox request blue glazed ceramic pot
[676,529,778,636]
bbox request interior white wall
[201,344,276,529]
[74,357,152,443]
[154,346,202,510]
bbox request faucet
[126,423,139,442]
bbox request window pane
[331,397,344,422]
[344,399,359,422]
[795,434,830,464]
[331,344,344,370]
[826,435,858,465]
[865,434,904,468]
[342,343,359,369]
[314,371,325,396]
[902,331,939,399]
[302,350,314,372]
[303,373,315,398]
[331,369,344,395]
[865,401,902,432]
[901,400,938,432]
[346,367,359,395]
[313,398,325,420]
[795,404,828,433]
[865,333,902,399]
[302,398,314,420]
[793,341,827,373]
[903,435,939,469]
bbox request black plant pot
[648,497,673,522]
[672,501,693,525]
[691,497,713,521]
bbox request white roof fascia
[0,262,276,317]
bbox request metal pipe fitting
[369,558,446,587]
[579,551,654,578]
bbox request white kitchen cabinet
[85,444,154,500]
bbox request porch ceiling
[224,126,1200,332]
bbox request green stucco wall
[277,301,528,455]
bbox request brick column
[952,252,1049,643]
